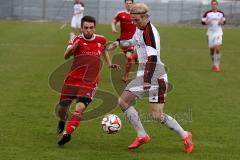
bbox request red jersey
[65,34,106,87]
[114,10,136,40]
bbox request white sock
[162,114,187,139]
[124,106,147,137]
[70,32,76,40]
[216,53,221,65]
[213,53,218,65]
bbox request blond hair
[130,3,149,15]
[211,0,218,4]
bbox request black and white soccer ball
[101,114,121,134]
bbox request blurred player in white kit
[202,0,226,72]
[70,0,85,40]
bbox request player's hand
[143,82,151,91]
[218,20,225,26]
[107,41,119,51]
[109,64,121,70]
[112,29,118,33]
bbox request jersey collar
[81,34,96,41]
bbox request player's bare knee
[151,110,163,122]
[118,97,129,111]
[75,103,86,113]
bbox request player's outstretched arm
[107,41,119,51]
[107,38,135,52]
[64,46,73,59]
[119,39,134,47]
[64,39,80,59]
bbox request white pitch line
[60,23,67,30]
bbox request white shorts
[71,16,82,28]
[208,34,222,48]
[125,74,168,103]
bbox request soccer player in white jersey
[202,0,226,72]
[108,3,194,154]
[70,0,84,40]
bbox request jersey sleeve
[131,30,138,45]
[80,2,85,7]
[142,23,159,83]
[101,37,107,51]
[220,11,226,24]
[202,11,209,25]
[143,23,158,57]
[68,36,80,46]
[114,12,120,22]
[119,30,137,47]
[80,3,84,11]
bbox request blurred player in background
[109,3,194,154]
[70,0,84,40]
[111,0,138,82]
[56,16,119,146]
[202,0,226,72]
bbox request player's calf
[57,120,65,134]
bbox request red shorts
[60,82,97,102]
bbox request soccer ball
[101,114,121,134]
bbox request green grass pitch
[0,20,240,160]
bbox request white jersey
[71,2,84,29]
[121,22,166,79]
[73,3,84,17]
[202,10,226,36]
[122,22,167,103]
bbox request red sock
[132,53,137,60]
[124,58,132,79]
[66,110,81,134]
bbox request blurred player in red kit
[111,0,138,82]
[56,16,119,146]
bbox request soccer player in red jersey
[56,16,119,146]
[111,0,138,82]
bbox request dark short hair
[125,0,134,3]
[81,16,96,27]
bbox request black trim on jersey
[80,2,84,7]
[202,10,211,25]
[201,10,226,25]
[75,2,84,7]
[143,22,156,49]
[202,21,207,25]
[218,10,226,24]
[144,55,157,83]
[217,10,225,16]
